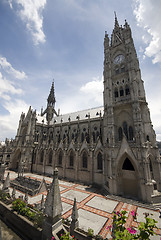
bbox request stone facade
[1,16,161,203]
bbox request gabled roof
[36,106,104,125]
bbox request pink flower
[131,211,136,217]
[107,225,112,230]
[127,227,137,234]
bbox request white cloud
[80,77,103,105]
[8,0,46,45]
[134,0,161,64]
[0,72,23,100]
[0,56,26,79]
[0,99,29,141]
[58,76,103,115]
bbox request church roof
[36,106,104,125]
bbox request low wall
[0,201,42,240]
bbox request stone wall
[0,201,42,240]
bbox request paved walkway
[4,171,161,239]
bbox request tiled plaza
[4,170,161,239]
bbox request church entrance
[120,158,138,199]
[11,149,21,170]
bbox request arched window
[81,133,84,142]
[118,127,123,141]
[96,131,100,140]
[115,68,119,74]
[123,121,128,139]
[72,133,74,140]
[58,151,63,166]
[82,152,88,168]
[122,158,134,171]
[97,152,103,170]
[121,65,125,73]
[92,132,96,143]
[69,151,74,167]
[149,159,154,179]
[40,150,44,163]
[125,85,130,95]
[85,132,90,143]
[120,87,124,97]
[114,88,119,98]
[49,151,52,164]
[129,126,134,141]
[147,135,150,141]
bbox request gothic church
[4,16,161,203]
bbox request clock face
[114,54,125,64]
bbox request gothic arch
[116,154,139,199]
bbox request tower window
[118,127,123,141]
[120,87,124,97]
[82,152,88,168]
[115,68,119,74]
[123,121,128,139]
[129,126,134,141]
[122,158,134,171]
[125,85,130,95]
[97,152,103,170]
[114,89,119,98]
[121,65,125,73]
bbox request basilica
[1,16,161,203]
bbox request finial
[114,11,119,28]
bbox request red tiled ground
[5,171,161,239]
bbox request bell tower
[103,14,161,203]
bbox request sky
[0,0,161,141]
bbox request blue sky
[0,0,161,141]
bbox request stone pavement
[4,170,161,239]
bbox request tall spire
[114,11,119,29]
[47,80,56,106]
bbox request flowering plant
[108,210,158,240]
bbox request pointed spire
[114,11,119,28]
[44,168,63,222]
[71,198,79,221]
[47,80,56,106]
[70,198,79,234]
[2,172,10,193]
